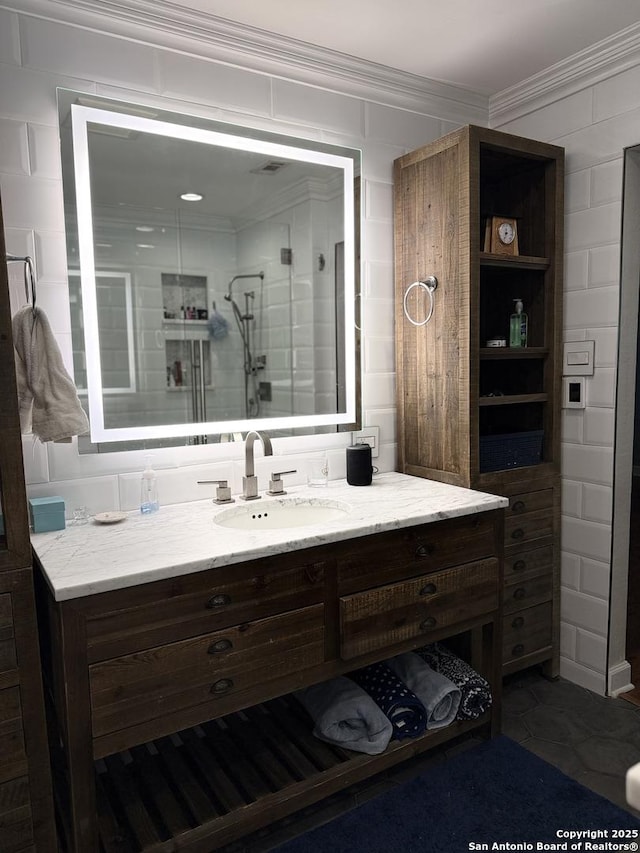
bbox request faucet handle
[268,470,297,496]
[197,479,234,504]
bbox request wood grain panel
[340,558,499,659]
[85,558,327,662]
[396,135,470,481]
[502,602,553,663]
[504,508,553,550]
[90,605,325,737]
[504,544,553,583]
[337,511,497,594]
[503,573,553,614]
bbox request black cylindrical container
[346,444,373,486]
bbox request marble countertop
[31,472,508,601]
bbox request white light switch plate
[563,340,595,376]
[351,426,380,457]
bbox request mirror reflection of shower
[224,271,265,418]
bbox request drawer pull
[206,593,231,609]
[208,638,233,654]
[420,583,437,596]
[512,643,525,657]
[512,500,526,513]
[511,616,525,629]
[211,678,234,694]
[511,528,525,540]
[420,616,437,630]
[513,587,526,601]
[513,559,526,572]
[415,543,435,559]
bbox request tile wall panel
[581,558,611,600]
[159,52,271,115]
[273,80,364,136]
[593,64,640,123]
[21,17,158,92]
[0,118,29,175]
[576,630,607,671]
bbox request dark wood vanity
[34,497,505,852]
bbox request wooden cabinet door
[394,129,473,487]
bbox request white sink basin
[214,498,350,530]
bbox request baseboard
[559,657,607,696]
[608,659,634,697]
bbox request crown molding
[3,0,488,124]
[490,21,640,127]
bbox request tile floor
[223,666,640,853]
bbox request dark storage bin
[480,430,543,473]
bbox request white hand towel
[12,306,89,443]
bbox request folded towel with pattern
[349,661,428,740]
[294,676,393,755]
[386,652,461,730]
[415,643,492,720]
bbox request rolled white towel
[386,652,461,730]
[295,676,393,755]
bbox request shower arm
[224,271,264,303]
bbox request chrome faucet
[241,430,273,500]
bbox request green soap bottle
[509,299,528,347]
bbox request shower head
[225,271,264,302]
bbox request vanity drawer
[503,573,552,615]
[337,512,498,595]
[504,545,553,583]
[502,602,552,664]
[90,604,325,737]
[339,557,499,660]
[85,556,327,662]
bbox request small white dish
[93,511,127,524]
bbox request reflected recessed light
[135,225,154,232]
[180,192,204,201]
[136,243,155,249]
[96,242,112,248]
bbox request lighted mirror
[58,90,361,447]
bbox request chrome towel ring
[403,275,437,326]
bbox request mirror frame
[68,101,359,443]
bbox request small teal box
[29,497,66,533]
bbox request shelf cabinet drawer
[505,544,553,583]
[90,604,325,737]
[502,602,552,664]
[339,558,499,660]
[503,574,552,614]
[504,508,553,551]
[85,557,327,662]
[337,513,497,594]
[507,489,553,516]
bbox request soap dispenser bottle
[509,298,528,348]
[140,455,159,514]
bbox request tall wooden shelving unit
[0,196,57,851]
[394,125,564,677]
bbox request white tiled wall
[0,9,474,513]
[493,49,640,695]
